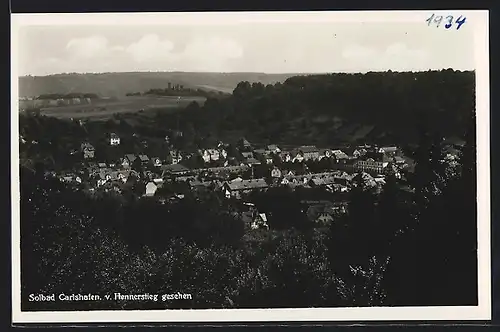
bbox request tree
[382,113,477,305]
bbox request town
[20,118,464,231]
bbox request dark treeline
[158,69,474,146]
[20,110,477,310]
[126,87,229,99]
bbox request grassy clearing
[39,96,206,119]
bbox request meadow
[39,95,206,120]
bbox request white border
[11,10,491,324]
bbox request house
[109,133,120,146]
[122,154,137,168]
[309,176,337,187]
[196,165,249,177]
[374,177,387,186]
[117,170,130,183]
[354,160,388,174]
[318,149,333,160]
[253,148,266,156]
[143,170,154,181]
[223,178,268,199]
[161,163,190,176]
[241,151,254,159]
[353,148,367,158]
[263,153,274,165]
[252,213,270,230]
[279,151,292,163]
[167,150,183,164]
[238,138,252,150]
[176,175,196,183]
[245,157,261,166]
[271,167,282,178]
[98,162,107,168]
[59,175,74,183]
[393,156,406,165]
[97,169,121,183]
[145,182,158,196]
[316,212,334,224]
[153,177,165,185]
[80,142,95,159]
[298,146,320,161]
[254,149,274,164]
[267,144,281,153]
[151,157,162,167]
[378,146,398,155]
[352,172,378,188]
[138,154,150,164]
[332,150,349,160]
[280,177,290,185]
[219,148,228,159]
[199,149,220,163]
[288,150,305,163]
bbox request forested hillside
[168,69,474,146]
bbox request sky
[14,12,476,76]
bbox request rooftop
[161,163,190,173]
[299,145,319,153]
[226,178,268,191]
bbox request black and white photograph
[11,11,490,323]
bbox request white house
[291,151,305,163]
[271,167,282,178]
[319,149,333,160]
[279,152,292,163]
[152,157,162,167]
[378,146,398,155]
[200,149,221,163]
[219,148,228,159]
[252,213,270,230]
[109,133,120,146]
[167,150,183,164]
[145,182,158,196]
[267,144,281,153]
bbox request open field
[194,84,235,94]
[19,72,297,98]
[38,96,206,119]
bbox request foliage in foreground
[21,113,477,309]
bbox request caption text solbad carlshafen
[29,292,192,302]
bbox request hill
[18,72,298,98]
[164,69,475,146]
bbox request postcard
[11,10,490,324]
